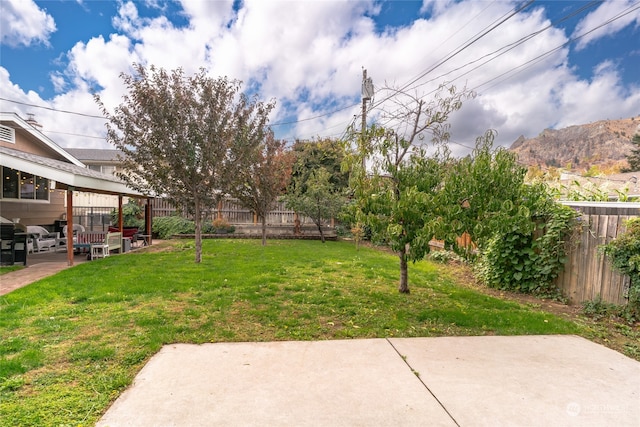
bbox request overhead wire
[475,1,640,93]
[2,1,637,145]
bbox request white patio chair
[57,224,86,251]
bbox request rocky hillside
[509,117,640,170]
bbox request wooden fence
[555,202,639,305]
[151,197,330,226]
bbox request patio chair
[57,224,86,251]
[26,225,59,252]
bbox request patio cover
[1,145,153,266]
[0,145,145,197]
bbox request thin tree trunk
[316,221,325,243]
[398,246,410,293]
[194,200,202,263]
[261,215,267,246]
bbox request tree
[230,131,294,246]
[623,134,640,172]
[289,137,349,194]
[438,130,529,253]
[96,64,273,262]
[345,84,473,293]
[284,167,345,243]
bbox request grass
[0,239,594,425]
[0,265,23,275]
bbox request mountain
[508,117,640,170]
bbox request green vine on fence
[600,218,640,320]
[477,187,579,298]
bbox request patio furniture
[26,226,59,252]
[57,224,86,251]
[90,243,110,260]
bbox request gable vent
[0,125,15,143]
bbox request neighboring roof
[66,148,124,162]
[0,112,84,167]
[0,145,146,197]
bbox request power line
[0,97,106,119]
[2,1,636,144]
[475,1,640,94]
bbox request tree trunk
[261,215,267,246]
[316,221,325,243]
[194,200,202,263]
[398,246,410,293]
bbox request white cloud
[1,0,639,153]
[0,0,56,47]
[573,0,640,50]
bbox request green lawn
[1,239,583,426]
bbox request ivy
[600,218,640,320]
[477,186,579,297]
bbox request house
[0,112,151,265]
[65,148,125,208]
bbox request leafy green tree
[345,84,473,293]
[230,132,294,246]
[438,130,529,252]
[623,134,640,172]
[284,167,345,243]
[289,137,349,194]
[96,64,273,262]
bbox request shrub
[477,189,579,297]
[111,199,144,228]
[152,216,195,239]
[211,218,235,233]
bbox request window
[88,164,117,175]
[20,172,35,199]
[0,167,49,201]
[102,165,116,175]
[36,176,49,200]
[2,167,19,198]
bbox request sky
[0,0,639,156]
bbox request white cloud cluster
[0,0,638,154]
[0,0,56,47]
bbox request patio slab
[97,336,640,426]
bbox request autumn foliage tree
[96,64,273,262]
[230,131,294,246]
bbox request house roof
[66,148,124,163]
[0,144,146,197]
[0,112,84,167]
[0,112,149,197]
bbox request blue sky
[1,0,639,154]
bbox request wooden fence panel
[555,213,631,305]
[153,196,329,227]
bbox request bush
[152,216,195,239]
[111,199,144,228]
[211,218,235,234]
[477,189,579,297]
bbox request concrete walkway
[98,336,640,426]
[0,250,90,295]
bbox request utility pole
[361,68,373,171]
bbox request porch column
[66,188,74,266]
[145,197,153,245]
[118,195,124,233]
